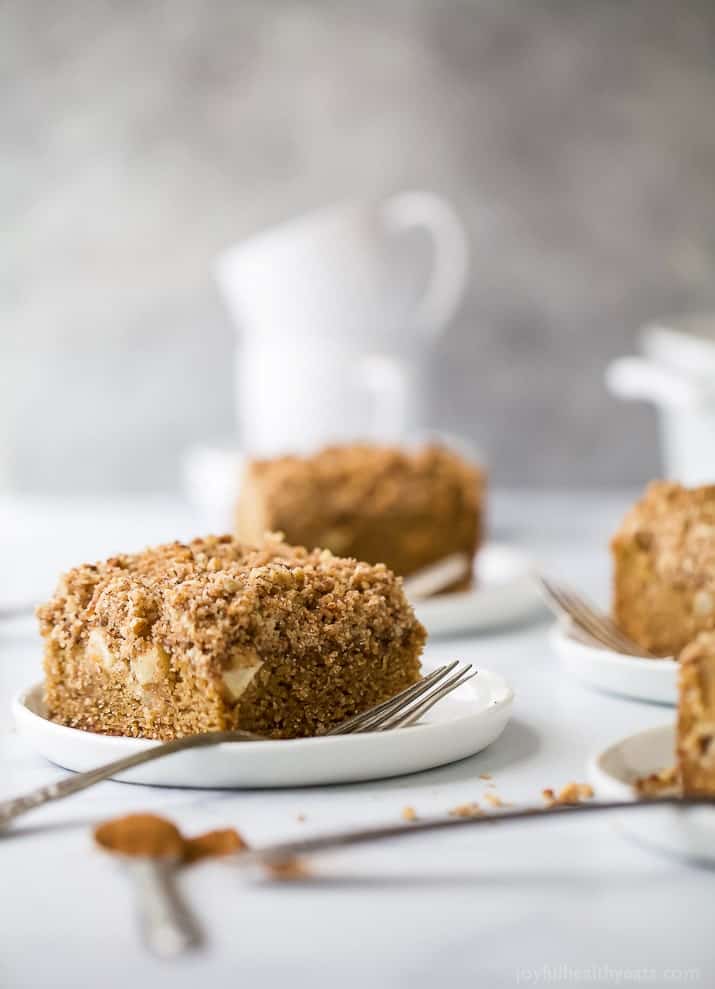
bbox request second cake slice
[236,443,485,590]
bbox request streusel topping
[38,533,424,677]
[247,443,483,527]
[612,481,715,586]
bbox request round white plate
[549,621,677,705]
[411,542,542,637]
[589,724,715,866]
[12,665,513,789]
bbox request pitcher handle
[381,191,469,341]
[606,356,707,409]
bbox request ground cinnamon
[94,813,246,865]
[184,828,247,864]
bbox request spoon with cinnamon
[94,814,202,959]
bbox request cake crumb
[483,792,510,808]
[543,782,594,807]
[296,814,306,822]
[401,805,418,822]
[265,856,310,881]
[449,802,483,818]
[479,773,492,781]
[635,766,680,797]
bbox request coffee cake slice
[611,481,715,656]
[677,632,715,795]
[236,443,484,590]
[37,534,425,740]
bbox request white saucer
[589,724,715,866]
[12,665,513,789]
[411,543,542,637]
[549,621,677,705]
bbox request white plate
[549,621,677,705]
[12,665,513,789]
[589,724,715,866]
[411,542,542,637]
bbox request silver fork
[535,574,662,659]
[0,661,475,829]
[235,794,715,867]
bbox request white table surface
[1,491,712,989]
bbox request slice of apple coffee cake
[37,534,425,740]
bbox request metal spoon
[94,815,201,958]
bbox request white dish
[589,724,715,866]
[549,621,677,705]
[411,542,542,637]
[12,664,513,789]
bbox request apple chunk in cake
[37,534,426,740]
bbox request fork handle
[0,730,259,829]
[245,794,715,863]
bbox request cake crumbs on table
[265,857,310,881]
[483,792,510,808]
[449,802,483,818]
[296,813,307,822]
[479,773,492,781]
[401,805,418,822]
[542,783,594,807]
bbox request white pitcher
[606,315,715,485]
[215,191,468,456]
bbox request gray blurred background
[4,0,715,493]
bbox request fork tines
[536,574,657,658]
[327,661,476,736]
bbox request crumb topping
[611,481,715,655]
[37,532,424,680]
[613,481,715,589]
[246,443,484,525]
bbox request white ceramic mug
[215,192,468,455]
[606,315,715,484]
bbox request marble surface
[0,492,712,988]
